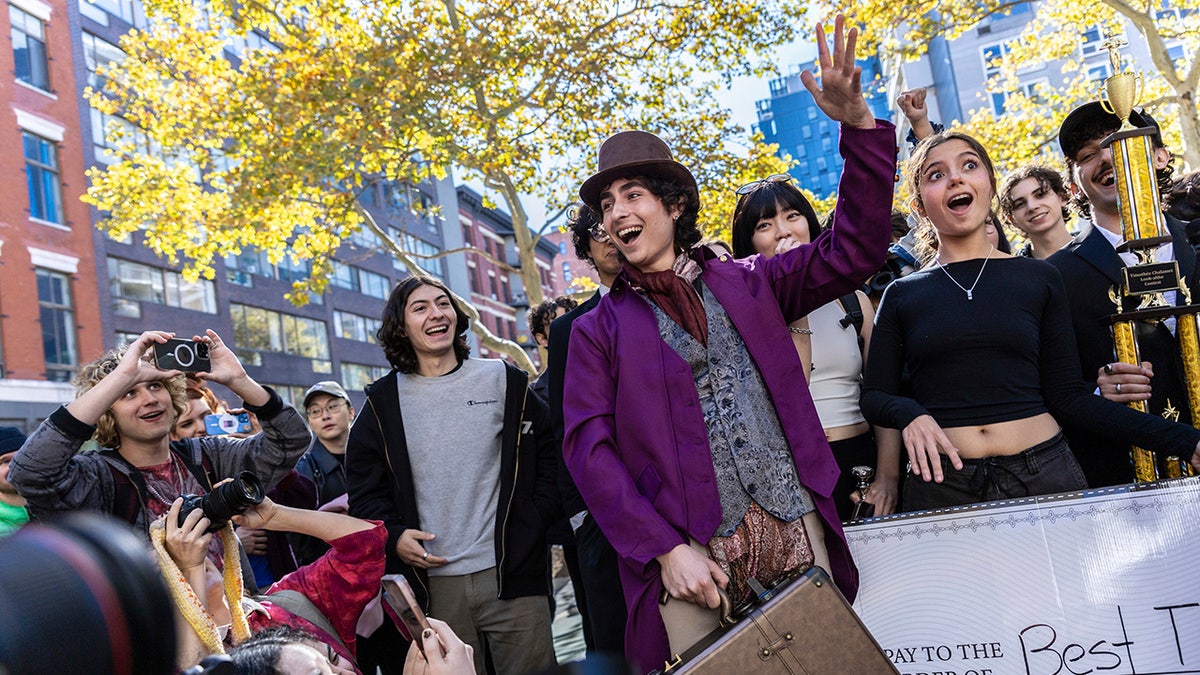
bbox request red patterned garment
[242,521,386,671]
[706,503,814,605]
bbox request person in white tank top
[731,178,901,520]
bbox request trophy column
[1099,36,1199,481]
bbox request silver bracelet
[788,326,813,335]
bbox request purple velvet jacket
[562,122,896,673]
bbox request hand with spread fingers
[800,14,876,130]
[1097,361,1153,403]
[902,414,963,483]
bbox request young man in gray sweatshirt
[346,276,560,674]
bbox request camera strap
[836,292,865,351]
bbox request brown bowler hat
[579,130,698,212]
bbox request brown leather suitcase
[650,566,897,674]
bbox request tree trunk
[356,203,537,374]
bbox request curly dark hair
[601,174,702,252]
[729,180,821,259]
[1063,124,1174,219]
[527,297,578,343]
[568,203,601,266]
[1165,170,1200,222]
[378,275,471,374]
[998,164,1072,229]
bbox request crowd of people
[3,14,1200,675]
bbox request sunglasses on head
[735,173,794,195]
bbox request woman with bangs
[860,131,1200,511]
[731,179,900,520]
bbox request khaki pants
[427,567,556,675]
[659,512,830,656]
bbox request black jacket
[345,361,560,608]
[548,291,602,519]
[1047,217,1198,486]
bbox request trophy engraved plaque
[1099,35,1200,481]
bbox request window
[108,257,217,317]
[82,32,123,90]
[562,262,572,283]
[1080,25,1105,57]
[1087,63,1112,83]
[801,126,813,140]
[341,363,388,393]
[24,131,63,224]
[90,108,149,164]
[11,6,49,91]
[558,242,568,256]
[806,107,817,121]
[229,303,330,369]
[78,0,142,27]
[333,310,380,343]
[261,383,308,407]
[37,269,76,381]
[398,232,444,277]
[821,137,833,153]
[331,263,390,299]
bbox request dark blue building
[753,56,892,198]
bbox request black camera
[153,338,210,372]
[0,513,177,675]
[178,471,265,533]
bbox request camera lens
[0,513,176,675]
[179,471,265,533]
[195,343,209,359]
[173,343,195,368]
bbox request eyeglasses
[588,227,611,244]
[306,400,347,419]
[735,173,793,195]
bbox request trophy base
[1108,303,1200,324]
[1115,236,1172,253]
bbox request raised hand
[800,15,875,130]
[896,88,935,140]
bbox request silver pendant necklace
[936,245,994,301]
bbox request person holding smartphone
[9,330,311,574]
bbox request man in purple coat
[561,17,897,673]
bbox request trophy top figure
[1099,34,1141,129]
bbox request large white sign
[847,478,1200,675]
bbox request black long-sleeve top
[860,256,1200,459]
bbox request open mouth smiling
[947,193,973,213]
[616,225,643,245]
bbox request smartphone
[153,338,211,372]
[204,412,251,436]
[382,574,432,653]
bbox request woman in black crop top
[860,131,1200,511]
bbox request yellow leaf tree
[86,0,797,372]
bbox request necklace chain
[936,246,994,301]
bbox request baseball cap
[0,427,27,458]
[303,381,350,408]
[1059,101,1163,160]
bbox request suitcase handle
[657,586,736,626]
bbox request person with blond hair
[9,330,310,564]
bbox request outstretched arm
[233,495,374,542]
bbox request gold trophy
[1100,35,1200,481]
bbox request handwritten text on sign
[847,479,1200,675]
